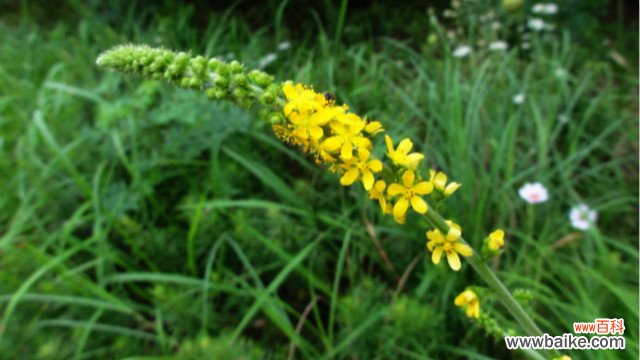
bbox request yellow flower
[552,356,571,360]
[368,180,390,213]
[287,109,333,142]
[488,229,505,251]
[430,170,461,196]
[387,170,433,222]
[364,120,384,135]
[282,82,326,115]
[385,135,424,169]
[426,222,473,271]
[339,148,383,190]
[454,289,480,319]
[322,114,372,160]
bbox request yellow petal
[397,138,413,154]
[446,224,462,241]
[352,137,372,150]
[362,171,374,191]
[406,153,424,169]
[432,247,443,264]
[322,136,342,151]
[341,141,353,160]
[393,197,409,220]
[434,172,447,190]
[309,125,324,140]
[357,147,370,161]
[374,180,386,192]
[454,242,473,257]
[401,170,415,187]
[470,303,480,318]
[311,110,333,125]
[444,182,461,196]
[385,135,395,154]
[454,292,467,306]
[425,229,444,243]
[368,159,383,172]
[413,181,433,195]
[284,102,296,116]
[282,82,297,100]
[364,121,384,134]
[410,196,428,214]
[446,251,461,271]
[387,183,405,196]
[429,169,436,182]
[340,168,360,186]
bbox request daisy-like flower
[322,114,372,160]
[385,135,424,169]
[388,170,433,222]
[489,41,508,51]
[518,183,549,204]
[487,229,505,251]
[452,45,472,58]
[430,170,461,197]
[513,93,525,104]
[339,148,383,190]
[569,204,598,230]
[426,221,473,271]
[454,289,480,319]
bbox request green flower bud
[229,60,244,73]
[259,92,275,105]
[233,73,248,87]
[269,112,284,124]
[249,70,273,88]
[215,76,229,88]
[207,58,222,71]
[189,78,202,88]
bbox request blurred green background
[0,0,637,359]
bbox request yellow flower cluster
[277,82,462,225]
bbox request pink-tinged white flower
[489,41,508,51]
[569,204,598,230]
[453,45,472,58]
[513,93,525,104]
[518,183,549,204]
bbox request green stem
[423,206,543,337]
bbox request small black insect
[323,92,336,102]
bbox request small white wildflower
[518,183,549,204]
[533,3,558,15]
[521,42,531,50]
[558,114,569,123]
[555,68,568,78]
[491,21,503,30]
[513,93,525,104]
[258,53,278,69]
[453,45,472,58]
[527,17,547,31]
[443,9,457,18]
[489,41,508,51]
[569,204,598,230]
[277,41,291,51]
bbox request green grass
[0,1,637,359]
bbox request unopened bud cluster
[96,45,282,113]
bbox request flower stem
[423,206,543,337]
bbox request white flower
[513,93,525,104]
[532,3,558,15]
[521,42,531,50]
[569,204,598,230]
[258,53,278,69]
[491,21,502,30]
[277,41,290,51]
[489,41,508,51]
[555,68,568,78]
[558,114,569,123]
[453,45,472,58]
[518,183,549,204]
[527,17,547,31]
